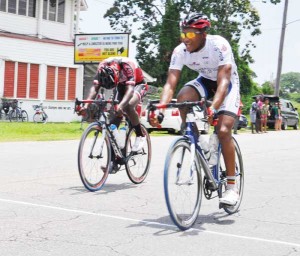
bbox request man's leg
[123,93,145,152]
[217,114,239,205]
[177,86,201,134]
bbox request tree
[280,72,300,94]
[104,0,281,94]
[261,81,275,95]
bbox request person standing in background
[233,101,243,134]
[273,102,280,131]
[250,97,258,134]
[260,98,270,133]
[278,102,283,131]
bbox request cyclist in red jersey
[78,57,148,152]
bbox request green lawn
[0,122,171,142]
[0,122,85,142]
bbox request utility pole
[275,0,289,96]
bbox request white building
[0,0,87,122]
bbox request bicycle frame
[148,100,220,190]
[75,98,134,163]
[184,109,219,191]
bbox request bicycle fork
[176,114,198,186]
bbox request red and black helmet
[97,62,120,89]
[181,13,211,30]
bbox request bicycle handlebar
[147,99,206,111]
[75,98,119,106]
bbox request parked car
[253,95,299,130]
[140,99,210,134]
[237,114,248,130]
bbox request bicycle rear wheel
[78,122,111,191]
[164,137,203,230]
[218,137,244,214]
[125,125,151,184]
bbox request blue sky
[80,0,300,85]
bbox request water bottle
[118,126,127,149]
[208,133,219,166]
[110,124,121,146]
[198,136,211,161]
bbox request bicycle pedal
[109,164,121,174]
[219,202,237,209]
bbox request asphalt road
[0,130,300,256]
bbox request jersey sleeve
[213,37,233,66]
[169,44,185,70]
[122,62,136,86]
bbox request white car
[140,99,210,134]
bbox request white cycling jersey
[170,35,240,116]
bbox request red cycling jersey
[94,57,145,87]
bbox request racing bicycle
[148,100,244,230]
[75,97,152,192]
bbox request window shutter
[17,62,27,98]
[68,68,76,100]
[46,66,55,100]
[57,67,66,100]
[4,61,15,98]
[29,64,39,99]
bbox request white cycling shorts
[184,76,240,117]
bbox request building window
[0,0,36,17]
[46,66,77,101]
[0,0,7,12]
[43,0,65,23]
[3,61,39,99]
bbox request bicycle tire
[164,137,203,230]
[33,112,48,123]
[9,109,19,122]
[20,110,28,122]
[125,124,151,184]
[219,137,244,214]
[33,113,42,123]
[78,122,111,191]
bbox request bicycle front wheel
[78,123,111,191]
[33,113,43,123]
[164,137,203,230]
[125,125,151,184]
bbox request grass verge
[0,122,171,142]
[0,122,84,142]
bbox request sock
[133,124,144,137]
[226,176,236,190]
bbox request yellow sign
[74,33,129,64]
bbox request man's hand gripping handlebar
[146,99,214,128]
[74,98,119,116]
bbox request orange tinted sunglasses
[180,31,203,39]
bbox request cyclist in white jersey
[150,12,241,206]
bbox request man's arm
[149,69,181,127]
[117,85,134,114]
[160,69,181,104]
[210,64,232,111]
[83,84,100,109]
